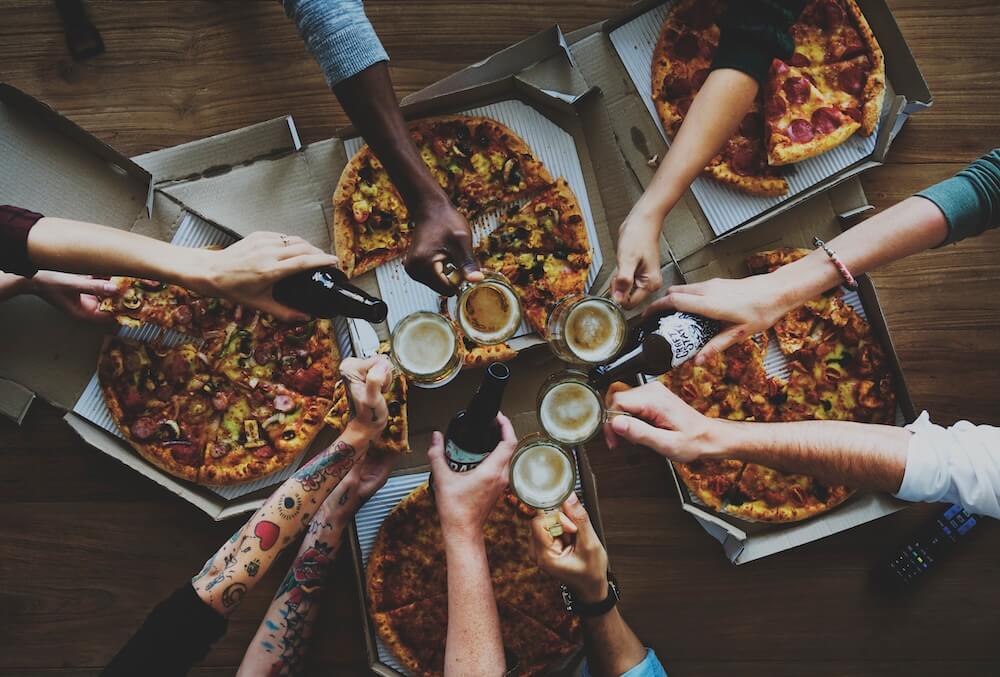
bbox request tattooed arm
[237,451,394,676]
[191,355,392,616]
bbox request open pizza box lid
[641,180,918,564]
[347,348,607,676]
[563,0,933,259]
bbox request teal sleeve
[915,149,1000,246]
[711,0,807,85]
[583,648,668,677]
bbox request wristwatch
[560,571,620,617]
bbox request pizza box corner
[564,0,933,258]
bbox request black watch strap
[561,573,620,617]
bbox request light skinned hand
[340,355,393,438]
[196,231,340,322]
[529,493,609,604]
[316,448,397,522]
[645,274,792,364]
[427,413,517,542]
[6,270,119,323]
[604,380,720,462]
[404,195,483,296]
[611,202,664,308]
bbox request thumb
[609,415,680,459]
[44,273,119,297]
[560,493,598,546]
[426,431,448,475]
[610,264,635,306]
[694,325,745,366]
[448,234,482,283]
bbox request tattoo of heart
[254,520,280,551]
[278,494,302,520]
[245,558,261,577]
[221,582,247,608]
[294,442,356,492]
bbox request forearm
[193,424,372,614]
[26,217,212,289]
[765,197,950,311]
[637,69,759,228]
[443,535,505,677]
[714,418,911,493]
[238,489,355,676]
[334,62,448,211]
[580,604,648,677]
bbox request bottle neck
[590,333,673,388]
[465,362,510,426]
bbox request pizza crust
[768,118,860,166]
[843,0,885,135]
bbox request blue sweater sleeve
[281,0,389,88]
[583,648,668,677]
[916,149,1000,246]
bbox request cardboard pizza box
[347,346,607,677]
[642,179,917,565]
[564,0,933,257]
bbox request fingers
[530,505,561,555]
[405,255,454,296]
[426,430,448,477]
[694,325,746,366]
[610,265,635,306]
[560,493,597,542]
[478,412,517,478]
[274,252,341,275]
[446,231,483,284]
[37,271,119,297]
[609,414,681,459]
[256,299,311,323]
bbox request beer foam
[393,315,454,376]
[512,443,574,508]
[540,381,602,444]
[460,281,520,343]
[565,299,624,363]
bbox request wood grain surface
[1,1,998,675]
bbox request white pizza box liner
[354,457,586,675]
[608,0,880,237]
[343,99,602,337]
[70,213,354,500]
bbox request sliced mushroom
[121,288,142,309]
[159,419,181,440]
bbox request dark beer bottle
[590,312,720,388]
[272,267,388,323]
[444,362,511,472]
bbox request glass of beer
[509,434,578,537]
[456,272,522,346]
[546,295,627,365]
[536,371,606,446]
[389,311,462,388]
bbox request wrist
[442,524,486,551]
[173,248,218,296]
[344,419,381,443]
[770,254,839,312]
[406,185,451,218]
[570,576,609,605]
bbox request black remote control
[878,504,979,589]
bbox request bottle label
[445,438,488,473]
[657,313,720,368]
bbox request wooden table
[2,2,998,675]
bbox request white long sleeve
[894,411,1000,518]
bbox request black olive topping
[820,399,833,411]
[282,430,296,440]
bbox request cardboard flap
[0,378,35,425]
[134,116,301,185]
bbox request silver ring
[280,235,289,247]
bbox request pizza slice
[370,594,449,676]
[497,601,579,677]
[478,179,590,255]
[764,57,861,166]
[671,458,746,510]
[483,492,536,581]
[438,296,518,368]
[99,276,237,336]
[723,462,853,523]
[324,372,410,454]
[492,567,580,643]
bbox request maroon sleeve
[0,205,44,278]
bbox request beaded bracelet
[813,237,858,290]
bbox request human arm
[281,0,481,294]
[612,0,805,308]
[237,450,394,676]
[427,415,518,677]
[647,149,1000,361]
[191,355,392,615]
[530,495,662,677]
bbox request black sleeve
[711,0,808,85]
[103,583,228,677]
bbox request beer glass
[509,434,578,537]
[389,311,463,389]
[536,370,607,446]
[546,294,627,366]
[455,271,522,346]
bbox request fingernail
[566,492,580,506]
[102,281,119,295]
[611,416,628,434]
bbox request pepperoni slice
[765,95,787,120]
[838,65,866,95]
[664,75,691,100]
[155,384,173,401]
[691,68,710,91]
[253,445,277,460]
[212,390,230,412]
[786,119,816,143]
[729,147,760,177]
[771,59,789,76]
[169,442,201,467]
[738,112,762,138]
[841,27,866,58]
[783,77,812,104]
[672,33,700,60]
[811,107,843,134]
[172,304,192,326]
[679,3,715,30]
[122,387,145,413]
[842,106,863,123]
[677,97,694,117]
[808,0,846,28]
[130,417,159,441]
[161,352,191,383]
[253,341,277,365]
[789,52,811,67]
